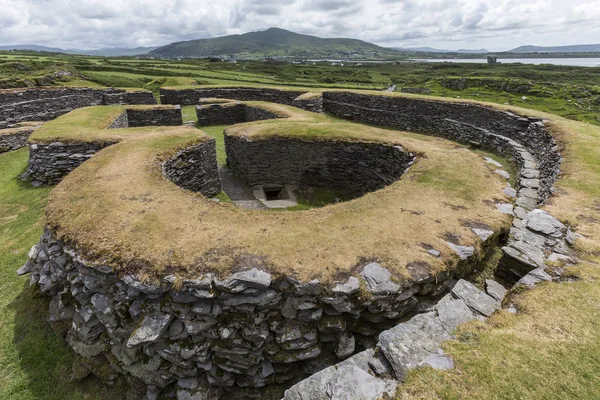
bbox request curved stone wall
[160,87,323,112]
[196,101,284,126]
[21,227,498,397]
[0,123,41,153]
[323,91,561,202]
[225,135,415,199]
[163,139,221,196]
[0,87,155,129]
[22,106,183,186]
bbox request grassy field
[0,149,125,400]
[2,51,598,125]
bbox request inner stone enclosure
[12,86,573,400]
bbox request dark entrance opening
[264,186,284,201]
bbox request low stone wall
[321,91,569,282]
[322,91,561,202]
[21,141,113,186]
[23,107,182,186]
[196,101,285,126]
[196,102,247,125]
[126,106,183,127]
[225,136,415,199]
[20,227,499,398]
[163,139,221,196]
[0,87,155,129]
[17,91,576,398]
[0,126,38,153]
[160,87,323,112]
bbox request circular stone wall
[15,91,570,399]
[225,134,414,199]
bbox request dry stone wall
[20,228,499,398]
[163,139,221,196]
[23,107,183,186]
[22,141,114,186]
[126,106,183,127]
[0,87,155,129]
[323,91,561,202]
[225,135,415,199]
[321,91,570,282]
[15,91,576,399]
[196,101,285,126]
[0,125,39,153]
[160,87,323,112]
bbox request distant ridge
[0,44,158,57]
[0,44,66,53]
[509,44,600,53]
[149,27,402,59]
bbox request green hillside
[149,27,402,59]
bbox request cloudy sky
[1,0,598,51]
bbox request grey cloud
[0,0,594,52]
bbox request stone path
[217,167,266,210]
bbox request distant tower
[487,56,498,64]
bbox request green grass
[0,149,125,399]
[197,124,229,166]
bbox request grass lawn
[0,149,125,399]
[395,107,600,400]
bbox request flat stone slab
[215,268,272,293]
[495,169,510,180]
[418,348,454,371]
[483,157,503,167]
[471,228,494,242]
[378,312,451,380]
[518,267,552,287]
[450,279,500,317]
[525,209,566,237]
[127,313,173,347]
[485,279,507,301]
[445,242,475,260]
[496,203,514,215]
[435,293,477,333]
[283,364,396,400]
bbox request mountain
[0,44,66,53]
[149,27,402,59]
[509,44,600,53]
[393,46,489,54]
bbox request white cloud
[0,0,595,51]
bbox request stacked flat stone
[161,87,323,112]
[283,279,503,399]
[196,102,283,126]
[0,124,40,153]
[321,91,570,280]
[20,229,500,397]
[163,139,221,196]
[0,87,155,129]
[126,106,183,127]
[225,135,415,199]
[322,91,561,202]
[22,107,184,186]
